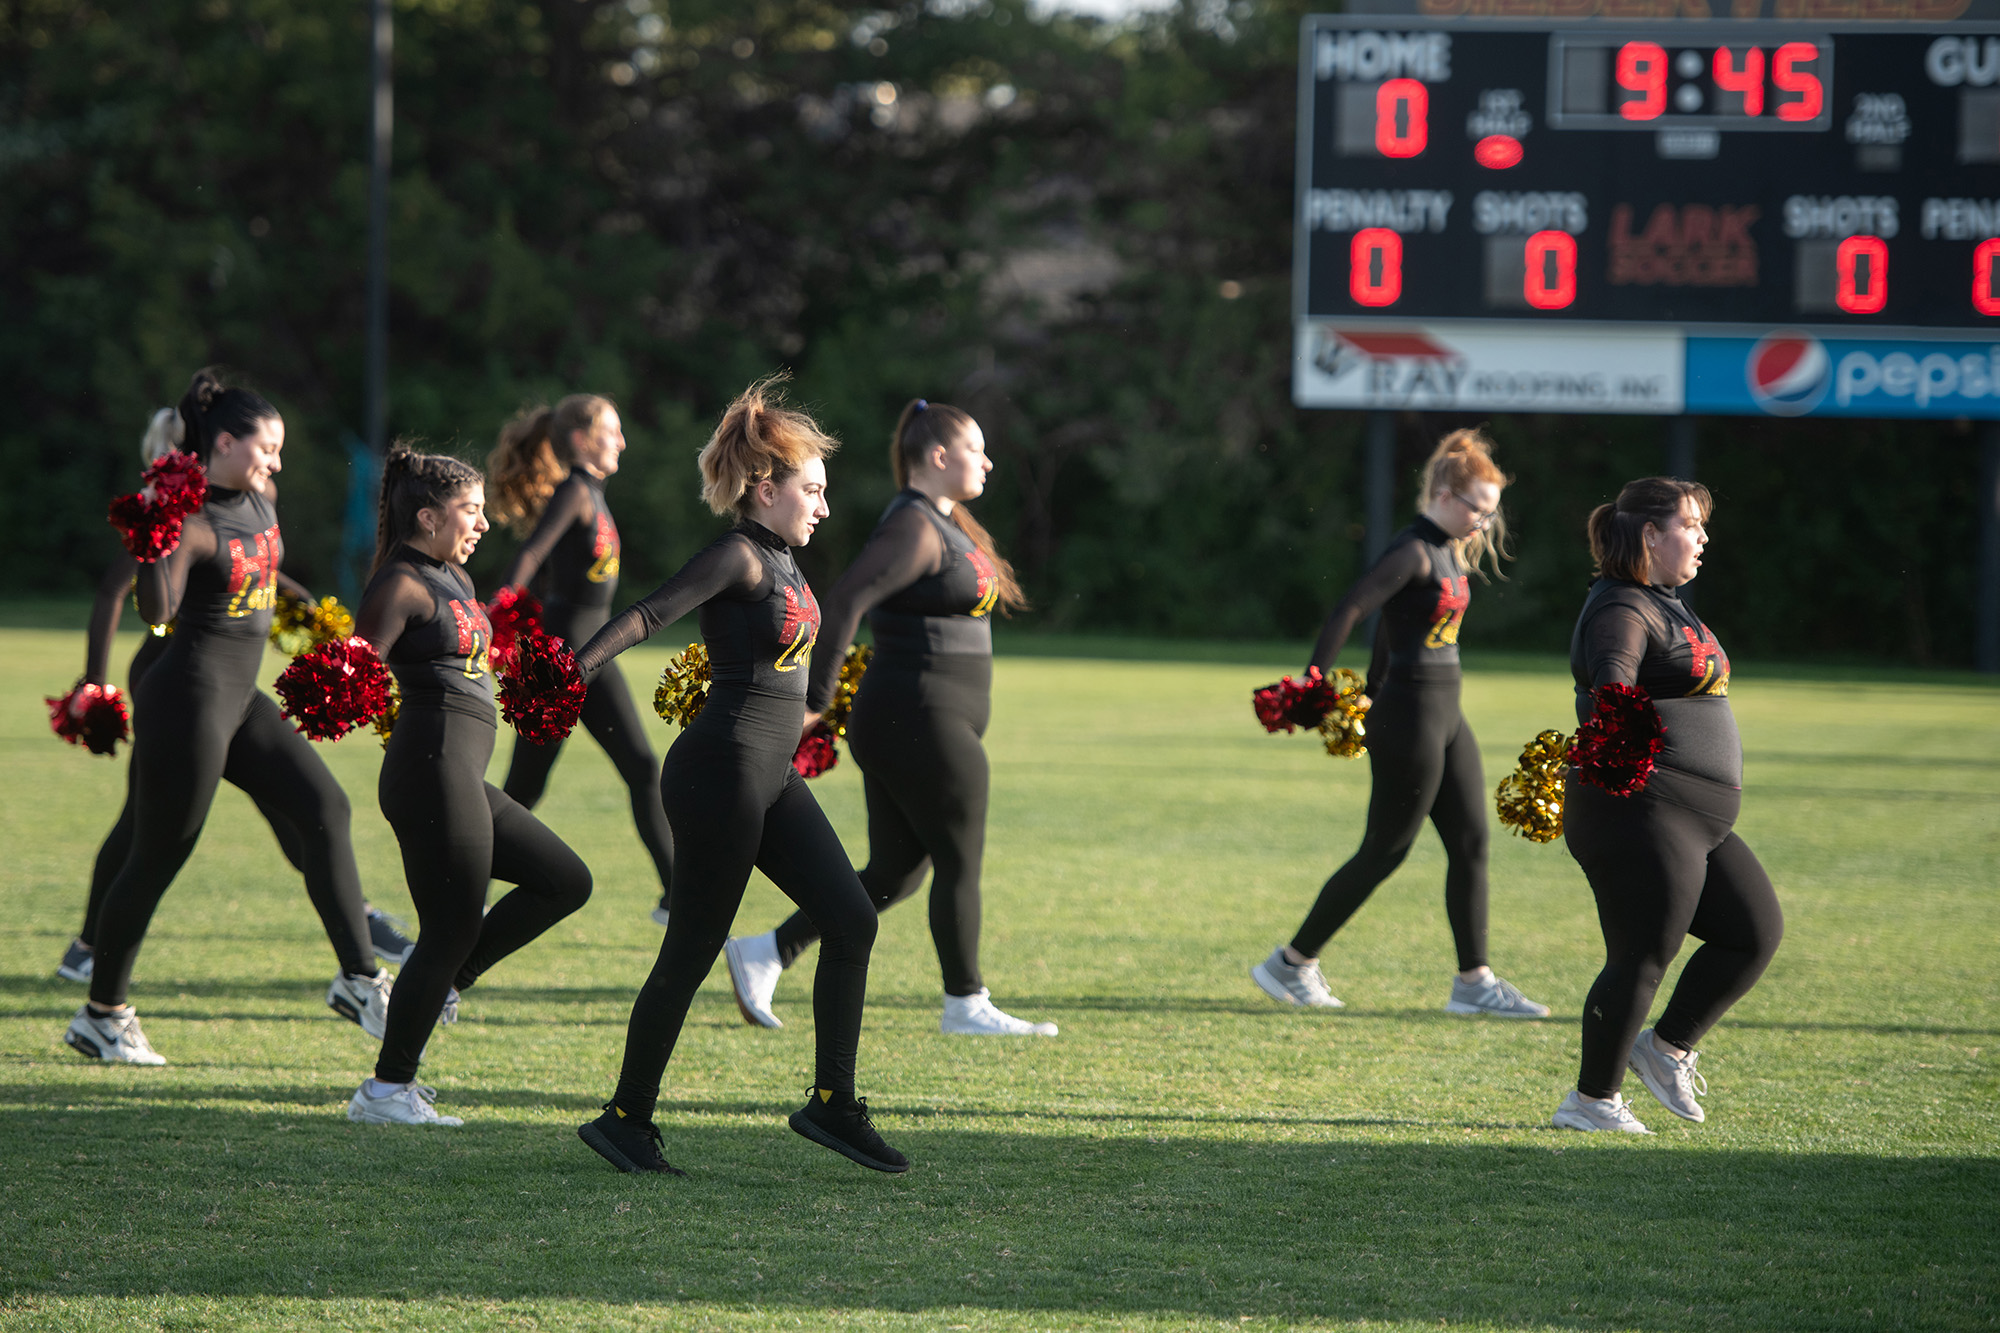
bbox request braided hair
[372,444,486,574]
[176,368,279,465]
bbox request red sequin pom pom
[499,628,586,744]
[45,681,130,756]
[274,637,395,742]
[1570,682,1666,797]
[1252,667,1342,734]
[106,450,209,563]
[792,723,840,779]
[486,586,544,678]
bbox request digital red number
[1350,228,1403,307]
[1835,235,1889,314]
[1616,42,1668,122]
[1523,230,1577,310]
[1711,46,1764,117]
[1375,78,1428,158]
[1773,42,1823,122]
[1974,239,2000,316]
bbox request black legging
[374,709,593,1084]
[1291,675,1489,971]
[503,607,675,893]
[89,646,375,1007]
[79,635,306,946]
[1564,765,1783,1099]
[613,701,877,1122]
[775,656,990,996]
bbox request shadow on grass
[0,1097,1992,1331]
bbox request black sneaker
[789,1087,909,1174]
[56,939,94,983]
[577,1103,686,1176]
[367,907,415,966]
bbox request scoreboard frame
[1291,15,2000,417]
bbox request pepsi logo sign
[1745,332,1832,416]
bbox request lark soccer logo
[1745,332,1832,417]
[1314,328,1467,401]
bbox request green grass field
[1,626,1995,1332]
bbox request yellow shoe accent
[817,1088,832,1103]
[613,1106,627,1118]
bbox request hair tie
[913,399,928,413]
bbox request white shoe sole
[722,939,783,1029]
[346,1102,462,1127]
[1251,962,1343,1008]
[1444,999,1549,1018]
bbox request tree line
[1,0,1982,662]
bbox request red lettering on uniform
[225,525,281,617]
[775,583,820,673]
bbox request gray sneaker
[1551,1089,1651,1133]
[1445,973,1551,1018]
[56,939,94,983]
[1628,1028,1707,1123]
[1251,947,1344,1008]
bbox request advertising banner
[1294,320,1685,412]
[1685,330,2000,417]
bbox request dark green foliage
[0,0,1982,660]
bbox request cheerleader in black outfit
[345,448,592,1127]
[1252,430,1547,1017]
[1552,478,1782,1133]
[723,399,1055,1037]
[573,380,904,1176]
[66,372,390,1066]
[487,397,675,924]
[57,416,414,983]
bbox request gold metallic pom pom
[1316,668,1370,760]
[270,594,356,657]
[1495,729,1572,843]
[825,644,873,738]
[654,643,711,728]
[373,681,401,749]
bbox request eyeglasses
[1452,491,1498,529]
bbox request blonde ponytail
[698,376,838,517]
[1419,427,1513,581]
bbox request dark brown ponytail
[1587,477,1714,583]
[890,398,1026,614]
[372,444,485,574]
[176,368,278,464]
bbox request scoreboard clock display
[1292,18,2000,417]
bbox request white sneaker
[940,988,1058,1036]
[1251,947,1344,1008]
[1446,972,1551,1018]
[723,932,784,1029]
[64,1005,166,1065]
[439,987,461,1026]
[1628,1028,1707,1123]
[326,969,394,1039]
[1551,1089,1652,1133]
[346,1081,463,1126]
[651,898,671,928]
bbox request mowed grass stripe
[0,627,1994,1332]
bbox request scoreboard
[1292,18,2000,417]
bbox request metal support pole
[1361,411,1395,655]
[1977,420,2000,673]
[1365,410,1395,564]
[364,0,392,456]
[1666,414,1697,480]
